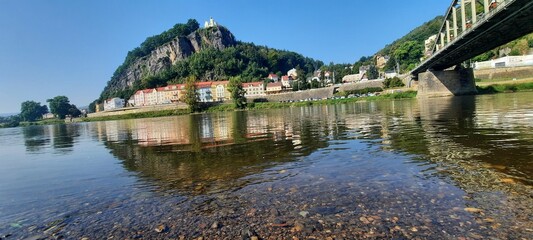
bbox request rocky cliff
[103,26,236,97]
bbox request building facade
[104,98,125,111]
[243,81,265,97]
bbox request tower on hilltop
[204,17,218,28]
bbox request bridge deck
[412,0,533,75]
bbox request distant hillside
[370,16,444,72]
[98,19,323,102]
[355,15,532,72]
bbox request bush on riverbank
[383,77,405,89]
[336,87,383,97]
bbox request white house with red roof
[242,81,265,97]
[281,75,293,89]
[266,82,283,94]
[267,73,279,82]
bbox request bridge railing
[428,0,513,58]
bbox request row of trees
[1,96,82,128]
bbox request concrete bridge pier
[416,67,477,98]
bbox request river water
[0,92,532,239]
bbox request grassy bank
[81,91,418,122]
[82,109,191,122]
[208,91,418,112]
[19,119,66,127]
[476,82,533,94]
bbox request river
[0,92,532,239]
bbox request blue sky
[0,0,449,113]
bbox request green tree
[0,115,21,128]
[20,101,48,122]
[68,104,82,118]
[366,65,379,80]
[393,41,423,72]
[228,76,247,109]
[383,77,405,89]
[47,96,71,119]
[182,76,199,112]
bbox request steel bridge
[411,0,533,76]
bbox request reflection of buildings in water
[200,115,214,140]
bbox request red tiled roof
[212,80,229,85]
[281,75,289,80]
[267,82,282,87]
[243,81,263,87]
[195,82,212,88]
[268,73,279,78]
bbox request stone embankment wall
[474,66,533,80]
[249,80,385,102]
[88,103,188,118]
[337,80,384,92]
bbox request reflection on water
[0,92,532,239]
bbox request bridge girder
[412,0,533,76]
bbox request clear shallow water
[0,92,532,239]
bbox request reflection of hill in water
[99,94,533,199]
[102,111,333,195]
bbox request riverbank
[476,79,533,94]
[81,79,533,123]
[81,91,418,122]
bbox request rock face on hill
[105,26,236,95]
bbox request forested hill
[345,16,444,73]
[98,19,323,101]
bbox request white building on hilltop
[204,17,218,28]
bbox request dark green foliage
[338,87,383,97]
[379,16,444,57]
[183,76,200,112]
[509,49,521,56]
[366,65,379,80]
[68,105,82,118]
[528,39,533,48]
[471,51,495,62]
[164,43,322,84]
[228,76,247,109]
[100,24,324,101]
[88,101,97,113]
[47,96,71,119]
[383,77,405,89]
[20,101,48,122]
[393,41,423,71]
[0,115,21,128]
[351,16,444,73]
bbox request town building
[196,82,214,102]
[474,55,533,69]
[287,68,298,78]
[211,81,230,101]
[267,73,279,82]
[243,81,265,97]
[104,98,125,111]
[281,75,293,89]
[376,55,390,69]
[424,34,441,57]
[266,82,283,94]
